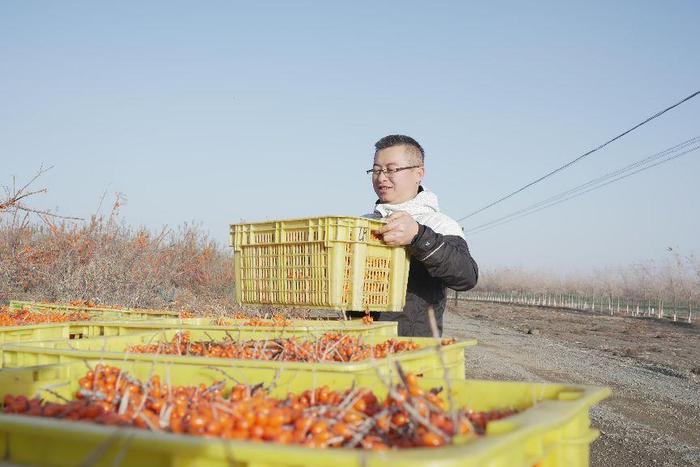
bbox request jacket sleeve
[408,224,479,291]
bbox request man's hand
[377,211,420,246]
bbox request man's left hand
[377,211,420,246]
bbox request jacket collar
[374,185,424,205]
[373,186,442,218]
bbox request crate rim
[88,320,400,333]
[229,215,391,248]
[229,215,387,228]
[9,300,180,317]
[1,319,400,333]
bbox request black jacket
[350,188,479,336]
[373,223,478,336]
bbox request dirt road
[443,300,699,467]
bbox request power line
[466,145,699,236]
[456,90,700,222]
[465,144,700,235]
[463,136,700,234]
[464,140,700,236]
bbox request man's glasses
[366,165,422,177]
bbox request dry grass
[1,170,234,312]
[473,254,700,318]
[0,213,235,311]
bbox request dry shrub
[474,254,700,309]
[0,198,234,312]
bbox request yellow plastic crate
[0,360,610,467]
[230,216,411,312]
[0,323,88,346]
[9,300,181,319]
[0,319,397,347]
[87,318,398,339]
[0,329,474,383]
[0,319,199,346]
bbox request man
[361,134,478,337]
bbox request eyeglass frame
[366,165,423,177]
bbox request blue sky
[2,1,699,272]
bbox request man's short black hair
[374,134,425,163]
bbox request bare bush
[0,214,234,311]
[470,253,699,321]
[0,171,234,311]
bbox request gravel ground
[444,301,700,467]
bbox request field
[2,188,698,465]
[444,300,700,467]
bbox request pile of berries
[0,307,91,327]
[126,332,430,363]
[3,364,516,449]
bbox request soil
[443,300,700,467]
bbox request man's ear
[416,166,425,182]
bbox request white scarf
[365,188,465,238]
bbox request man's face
[372,145,424,204]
